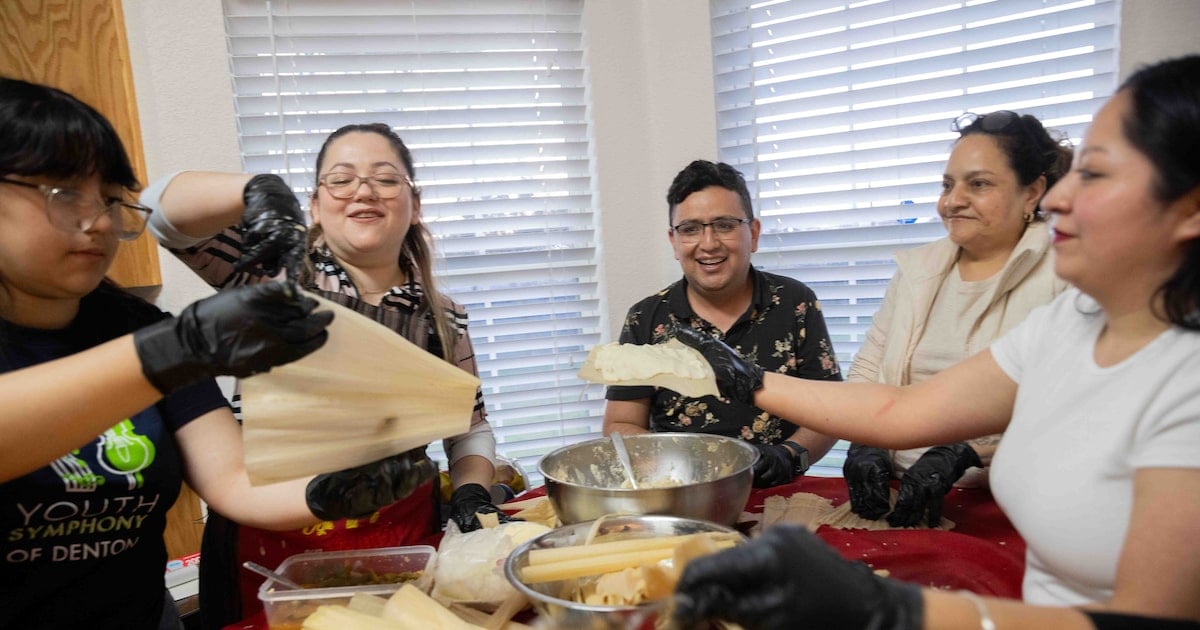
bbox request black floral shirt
[606,268,841,444]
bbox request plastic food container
[257,545,436,630]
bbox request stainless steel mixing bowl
[504,514,745,630]
[538,433,758,525]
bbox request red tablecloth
[753,476,1025,598]
[227,475,1024,628]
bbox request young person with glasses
[671,55,1200,630]
[841,110,1072,528]
[602,159,842,489]
[0,78,422,630]
[139,123,510,629]
[0,177,152,241]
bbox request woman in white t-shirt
[672,54,1200,630]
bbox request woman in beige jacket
[844,111,1071,527]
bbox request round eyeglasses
[672,217,751,243]
[317,172,415,199]
[0,177,151,241]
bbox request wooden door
[0,0,162,287]
[0,0,203,562]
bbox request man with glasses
[603,160,842,488]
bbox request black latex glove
[133,281,332,394]
[672,326,764,405]
[234,173,308,278]
[449,482,518,533]
[673,524,923,630]
[305,449,437,521]
[751,443,796,489]
[887,442,982,528]
[844,443,894,520]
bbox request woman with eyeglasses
[671,54,1200,629]
[840,111,1072,529]
[0,78,382,629]
[139,123,508,629]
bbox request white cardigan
[848,222,1067,480]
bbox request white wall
[125,0,1200,336]
[583,1,718,336]
[124,1,238,315]
[1118,0,1200,80]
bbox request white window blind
[710,0,1118,476]
[222,0,598,485]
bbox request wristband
[959,590,996,630]
[781,440,811,476]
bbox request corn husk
[578,339,719,399]
[759,491,955,531]
[241,292,479,485]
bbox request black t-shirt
[0,284,227,629]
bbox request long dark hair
[307,123,458,361]
[1120,55,1200,330]
[0,77,139,190]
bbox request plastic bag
[430,519,551,608]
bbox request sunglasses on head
[951,110,1023,135]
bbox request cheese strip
[382,584,483,629]
[522,548,675,584]
[347,593,388,617]
[449,603,535,630]
[484,592,528,630]
[520,539,737,584]
[498,497,547,512]
[527,532,737,566]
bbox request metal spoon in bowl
[611,432,639,489]
[242,560,306,591]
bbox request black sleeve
[82,281,171,341]
[83,282,230,431]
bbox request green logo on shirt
[98,419,156,490]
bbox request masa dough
[579,339,720,399]
[591,340,709,380]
